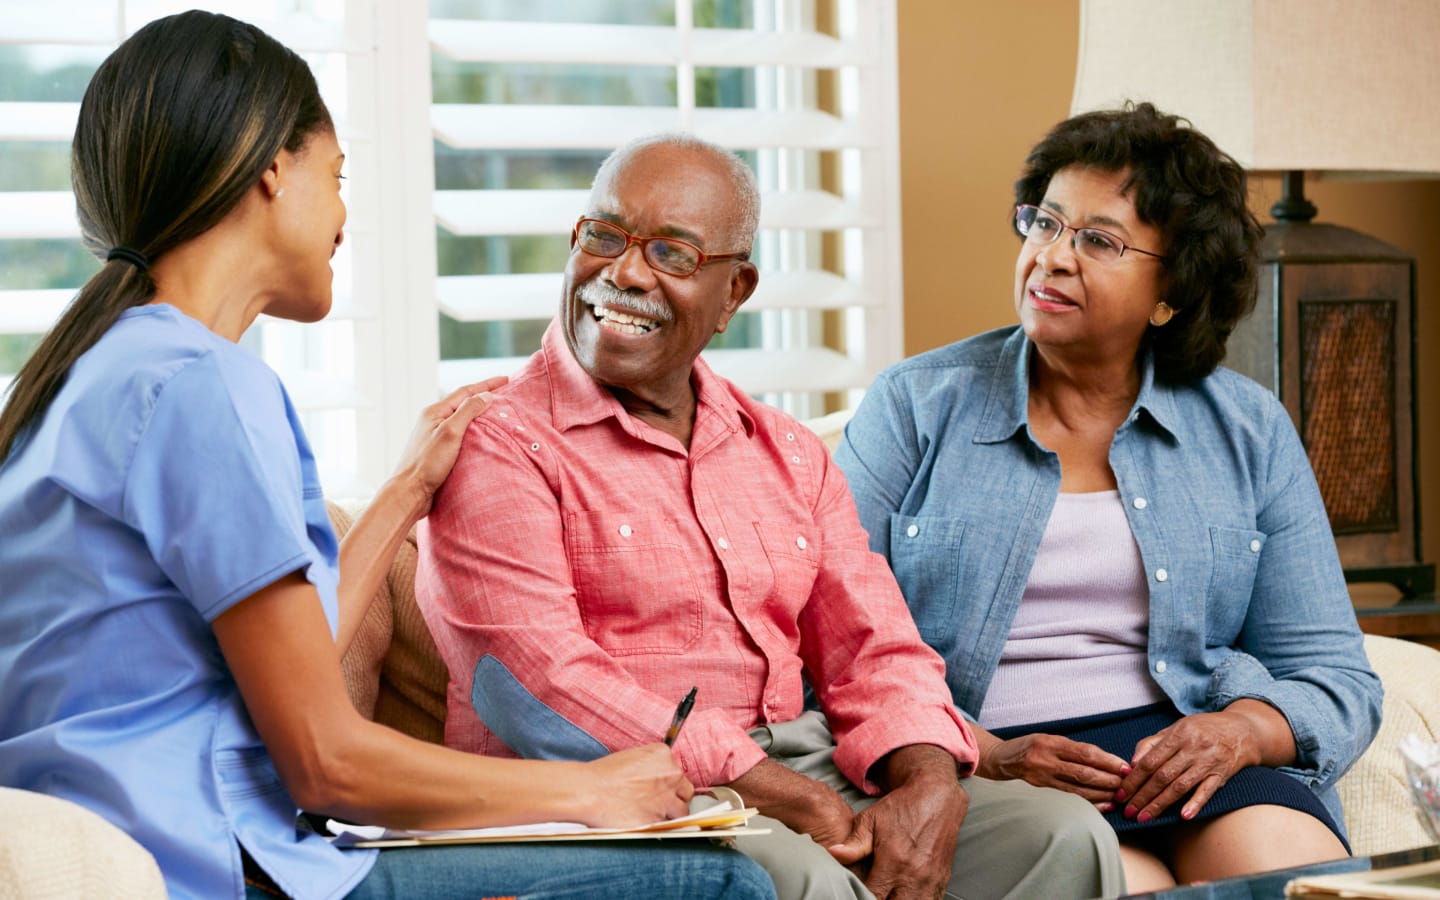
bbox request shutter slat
[432,104,864,151]
[0,289,71,334]
[0,192,77,240]
[429,19,866,68]
[0,12,116,45]
[434,188,868,236]
[0,102,78,142]
[437,269,870,323]
[0,103,362,147]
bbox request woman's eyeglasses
[1014,204,1166,263]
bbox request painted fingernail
[1124,804,1138,819]
[1097,802,1113,812]
[1113,789,1127,803]
[1181,806,1195,820]
[1119,764,1133,776]
[1137,811,1153,824]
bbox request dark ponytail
[0,10,331,459]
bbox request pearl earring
[275,188,285,199]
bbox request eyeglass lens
[1016,205,1126,262]
[576,219,701,276]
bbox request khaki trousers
[721,711,1125,900]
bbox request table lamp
[1069,0,1439,595]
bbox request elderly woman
[834,103,1382,890]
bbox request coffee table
[1119,842,1440,899]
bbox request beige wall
[896,0,1440,573]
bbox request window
[0,0,379,495]
[0,0,903,497]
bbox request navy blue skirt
[990,703,1349,852]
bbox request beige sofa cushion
[331,503,447,745]
[0,787,165,899]
[1336,633,1440,856]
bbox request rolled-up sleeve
[799,446,978,793]
[1212,402,1383,787]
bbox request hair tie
[106,246,149,271]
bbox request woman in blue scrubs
[0,11,773,900]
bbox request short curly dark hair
[1014,102,1263,383]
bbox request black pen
[664,687,698,746]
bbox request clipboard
[1285,858,1440,898]
[327,787,768,848]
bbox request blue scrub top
[0,304,375,899]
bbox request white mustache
[577,281,673,323]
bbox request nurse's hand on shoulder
[980,733,1131,807]
[580,743,695,826]
[392,377,508,514]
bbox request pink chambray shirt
[416,322,975,792]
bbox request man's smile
[591,303,660,335]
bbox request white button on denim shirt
[834,326,1383,835]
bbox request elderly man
[416,133,1123,900]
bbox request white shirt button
[1155,568,1168,582]
[498,412,508,418]
[1155,660,1168,674]
[529,442,540,451]
[795,536,808,550]
[618,524,632,538]
[791,456,801,463]
[718,537,730,550]
[786,432,796,441]
[906,524,920,538]
[1133,497,1148,510]
[1250,539,1261,553]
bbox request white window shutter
[1,1,904,495]
[425,1,904,416]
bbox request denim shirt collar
[973,327,1182,446]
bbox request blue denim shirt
[834,326,1382,828]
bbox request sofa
[4,412,1438,896]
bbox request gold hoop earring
[1149,302,1175,327]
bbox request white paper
[327,800,739,846]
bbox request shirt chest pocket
[1204,525,1266,642]
[752,521,820,624]
[565,511,703,656]
[888,515,966,645]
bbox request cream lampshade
[1070,0,1440,594]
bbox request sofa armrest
[0,787,165,899]
[330,500,447,744]
[1336,633,1440,856]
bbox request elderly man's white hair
[591,132,761,253]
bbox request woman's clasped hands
[1115,708,1264,823]
[980,707,1266,821]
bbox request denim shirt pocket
[888,514,966,645]
[565,510,703,656]
[1204,526,1265,643]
